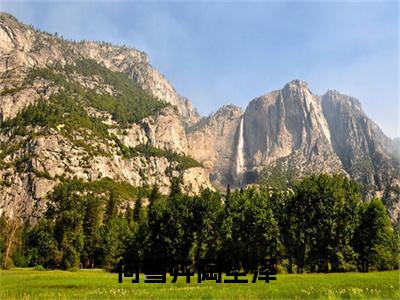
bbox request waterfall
[235,116,245,185]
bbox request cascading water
[235,116,245,186]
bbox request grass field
[0,269,399,299]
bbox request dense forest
[0,174,398,273]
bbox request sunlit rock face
[190,81,344,188]
[188,81,399,221]
[0,13,210,219]
[187,105,243,189]
[241,80,343,181]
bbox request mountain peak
[283,79,310,90]
[323,89,363,112]
[217,104,243,114]
[0,12,18,22]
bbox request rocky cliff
[242,81,344,180]
[0,12,210,219]
[321,90,399,220]
[187,105,243,188]
[188,81,399,221]
[189,81,346,187]
[0,13,200,125]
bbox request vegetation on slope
[1,92,112,156]
[257,157,299,189]
[0,60,201,170]
[2,58,168,126]
[38,59,167,126]
[118,143,202,171]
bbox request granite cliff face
[321,90,392,186]
[187,105,243,188]
[188,81,399,221]
[0,13,210,219]
[321,90,400,220]
[393,138,400,162]
[189,81,345,187]
[242,81,344,180]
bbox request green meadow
[0,269,399,299]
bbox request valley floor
[0,269,399,299]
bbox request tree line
[0,174,398,273]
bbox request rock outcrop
[321,90,399,220]
[187,105,243,188]
[0,12,210,219]
[0,12,199,125]
[188,81,399,221]
[242,81,344,181]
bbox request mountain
[321,91,400,220]
[0,13,399,222]
[0,12,211,219]
[189,81,399,221]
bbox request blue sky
[1,1,399,137]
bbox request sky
[1,1,399,137]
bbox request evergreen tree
[100,216,132,271]
[133,195,145,224]
[48,180,85,270]
[82,195,102,268]
[354,198,395,271]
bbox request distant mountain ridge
[0,12,398,222]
